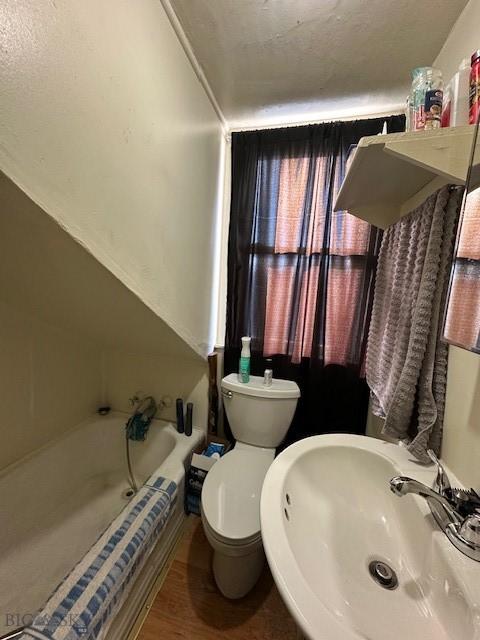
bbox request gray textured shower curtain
[366,186,463,462]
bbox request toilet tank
[221,374,300,448]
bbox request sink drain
[368,560,398,590]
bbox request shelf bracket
[383,129,476,185]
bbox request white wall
[0,0,226,467]
[443,348,480,487]
[434,0,480,81]
[0,300,103,471]
[433,0,480,487]
[105,350,208,430]
[0,299,210,472]
[0,172,104,471]
[0,0,223,358]
[0,171,211,469]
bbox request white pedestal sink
[260,435,480,640]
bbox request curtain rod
[229,110,405,134]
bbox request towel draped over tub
[366,186,463,462]
[18,475,177,640]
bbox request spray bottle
[238,336,251,383]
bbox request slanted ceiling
[0,172,203,361]
[170,0,468,128]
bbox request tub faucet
[125,395,158,495]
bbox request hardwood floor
[137,516,298,640]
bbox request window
[259,152,374,366]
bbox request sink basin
[260,435,480,640]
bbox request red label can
[470,50,480,124]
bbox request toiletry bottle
[263,357,273,386]
[405,95,411,132]
[441,81,451,128]
[424,68,443,130]
[238,336,251,383]
[176,398,184,433]
[185,402,193,436]
[411,67,426,131]
[470,50,480,125]
[451,58,471,126]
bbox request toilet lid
[201,446,273,545]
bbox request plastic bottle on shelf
[441,81,452,128]
[442,58,470,128]
[405,96,411,132]
[424,68,443,129]
[451,58,471,127]
[470,50,480,125]
[411,67,427,131]
[410,67,443,131]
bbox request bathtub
[0,412,203,639]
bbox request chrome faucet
[389,476,461,525]
[389,450,480,562]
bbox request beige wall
[0,172,105,471]
[0,0,223,357]
[0,300,103,471]
[0,1,223,467]
[434,0,480,81]
[0,300,210,472]
[0,170,210,472]
[105,351,208,431]
[443,348,480,487]
[434,0,480,487]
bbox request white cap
[241,336,251,357]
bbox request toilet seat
[201,444,274,547]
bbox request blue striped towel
[18,476,177,640]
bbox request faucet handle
[459,511,480,546]
[446,509,480,560]
[427,449,451,496]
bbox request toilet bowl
[201,443,273,598]
[201,373,300,598]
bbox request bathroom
[0,0,480,638]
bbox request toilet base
[212,546,265,599]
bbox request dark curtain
[224,115,405,446]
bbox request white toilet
[201,372,300,599]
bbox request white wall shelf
[334,125,480,229]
